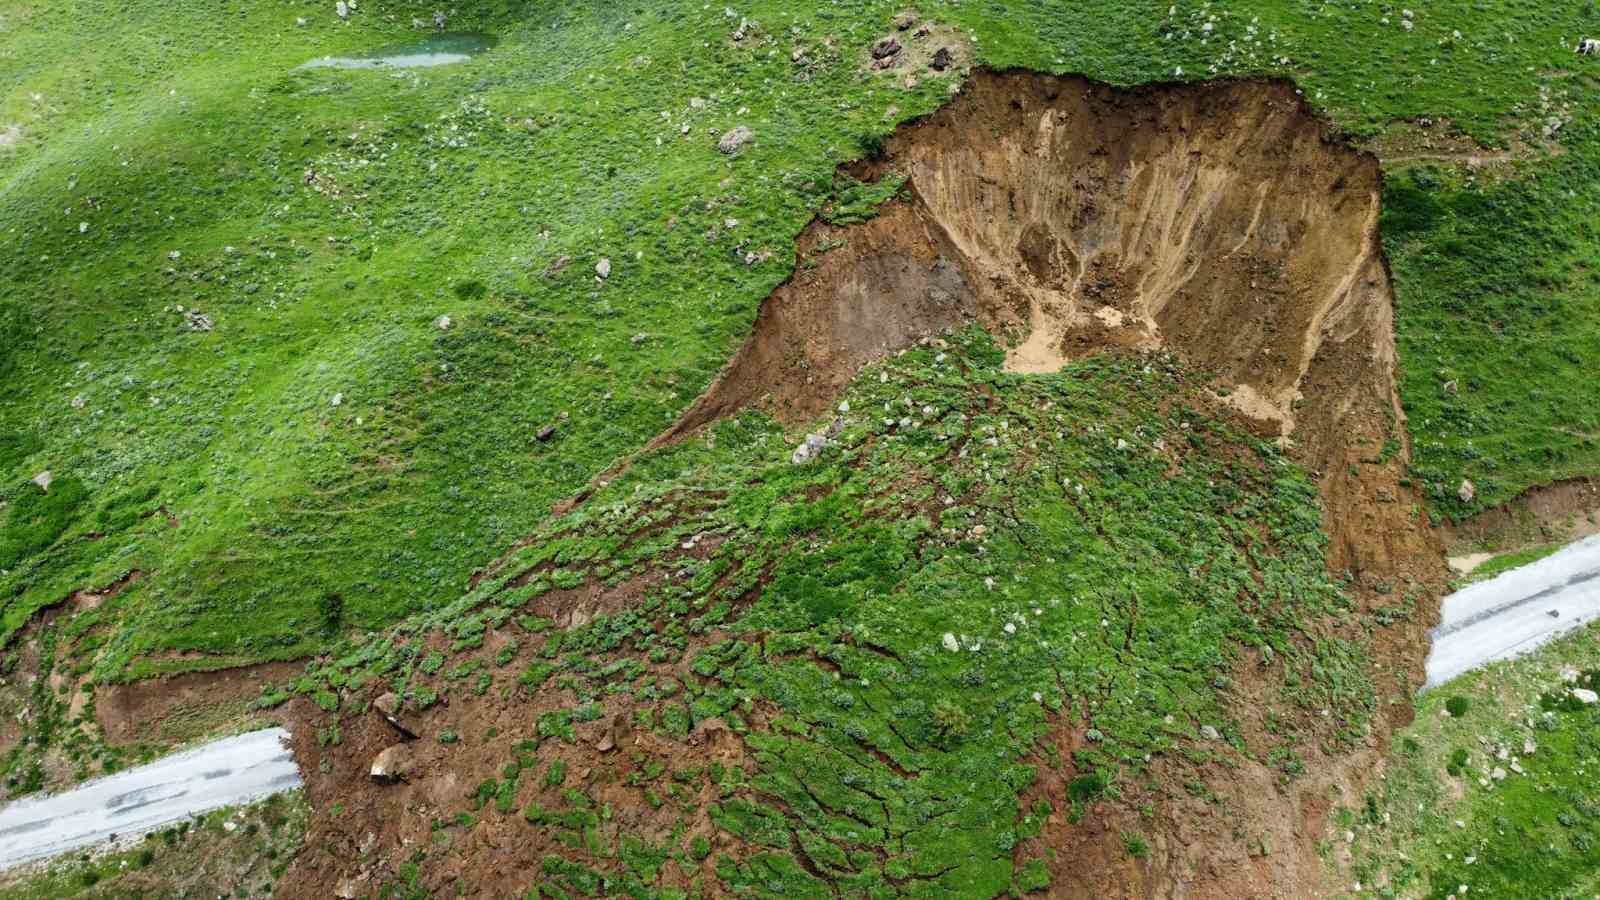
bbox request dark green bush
[0,477,89,569]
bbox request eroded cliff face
[283,72,1445,899]
[673,73,1398,457]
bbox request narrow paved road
[0,728,300,870]
[1426,535,1600,688]
[0,539,1593,868]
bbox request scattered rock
[790,417,845,464]
[941,632,959,652]
[1442,379,1458,395]
[894,11,918,31]
[1457,479,1475,503]
[536,424,557,442]
[434,314,452,330]
[595,257,611,279]
[31,470,52,492]
[433,9,448,30]
[871,37,902,59]
[336,1,349,19]
[929,47,953,71]
[790,431,828,465]
[185,310,214,332]
[370,744,409,782]
[1573,687,1599,705]
[372,692,418,738]
[1578,38,1600,55]
[330,392,344,408]
[1489,766,1507,781]
[1200,724,1221,741]
[717,125,754,155]
[731,17,754,41]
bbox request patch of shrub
[1445,695,1471,718]
[0,477,89,569]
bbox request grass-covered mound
[279,334,1372,896]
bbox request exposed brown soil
[278,551,777,900]
[275,70,1445,898]
[94,659,301,746]
[1441,476,1600,558]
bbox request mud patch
[1442,476,1600,558]
[95,660,301,746]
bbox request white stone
[1572,687,1598,704]
[941,632,960,652]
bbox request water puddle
[299,32,496,70]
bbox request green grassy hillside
[1,0,1596,671]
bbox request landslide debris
[276,71,1445,898]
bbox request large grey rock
[370,744,409,783]
[372,691,418,738]
[717,126,754,155]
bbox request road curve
[0,727,301,871]
[1425,535,1600,689]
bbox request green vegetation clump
[1444,695,1470,718]
[0,479,88,570]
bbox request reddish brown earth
[94,659,302,746]
[1442,476,1600,557]
[264,70,1447,898]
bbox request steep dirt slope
[279,72,1445,898]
